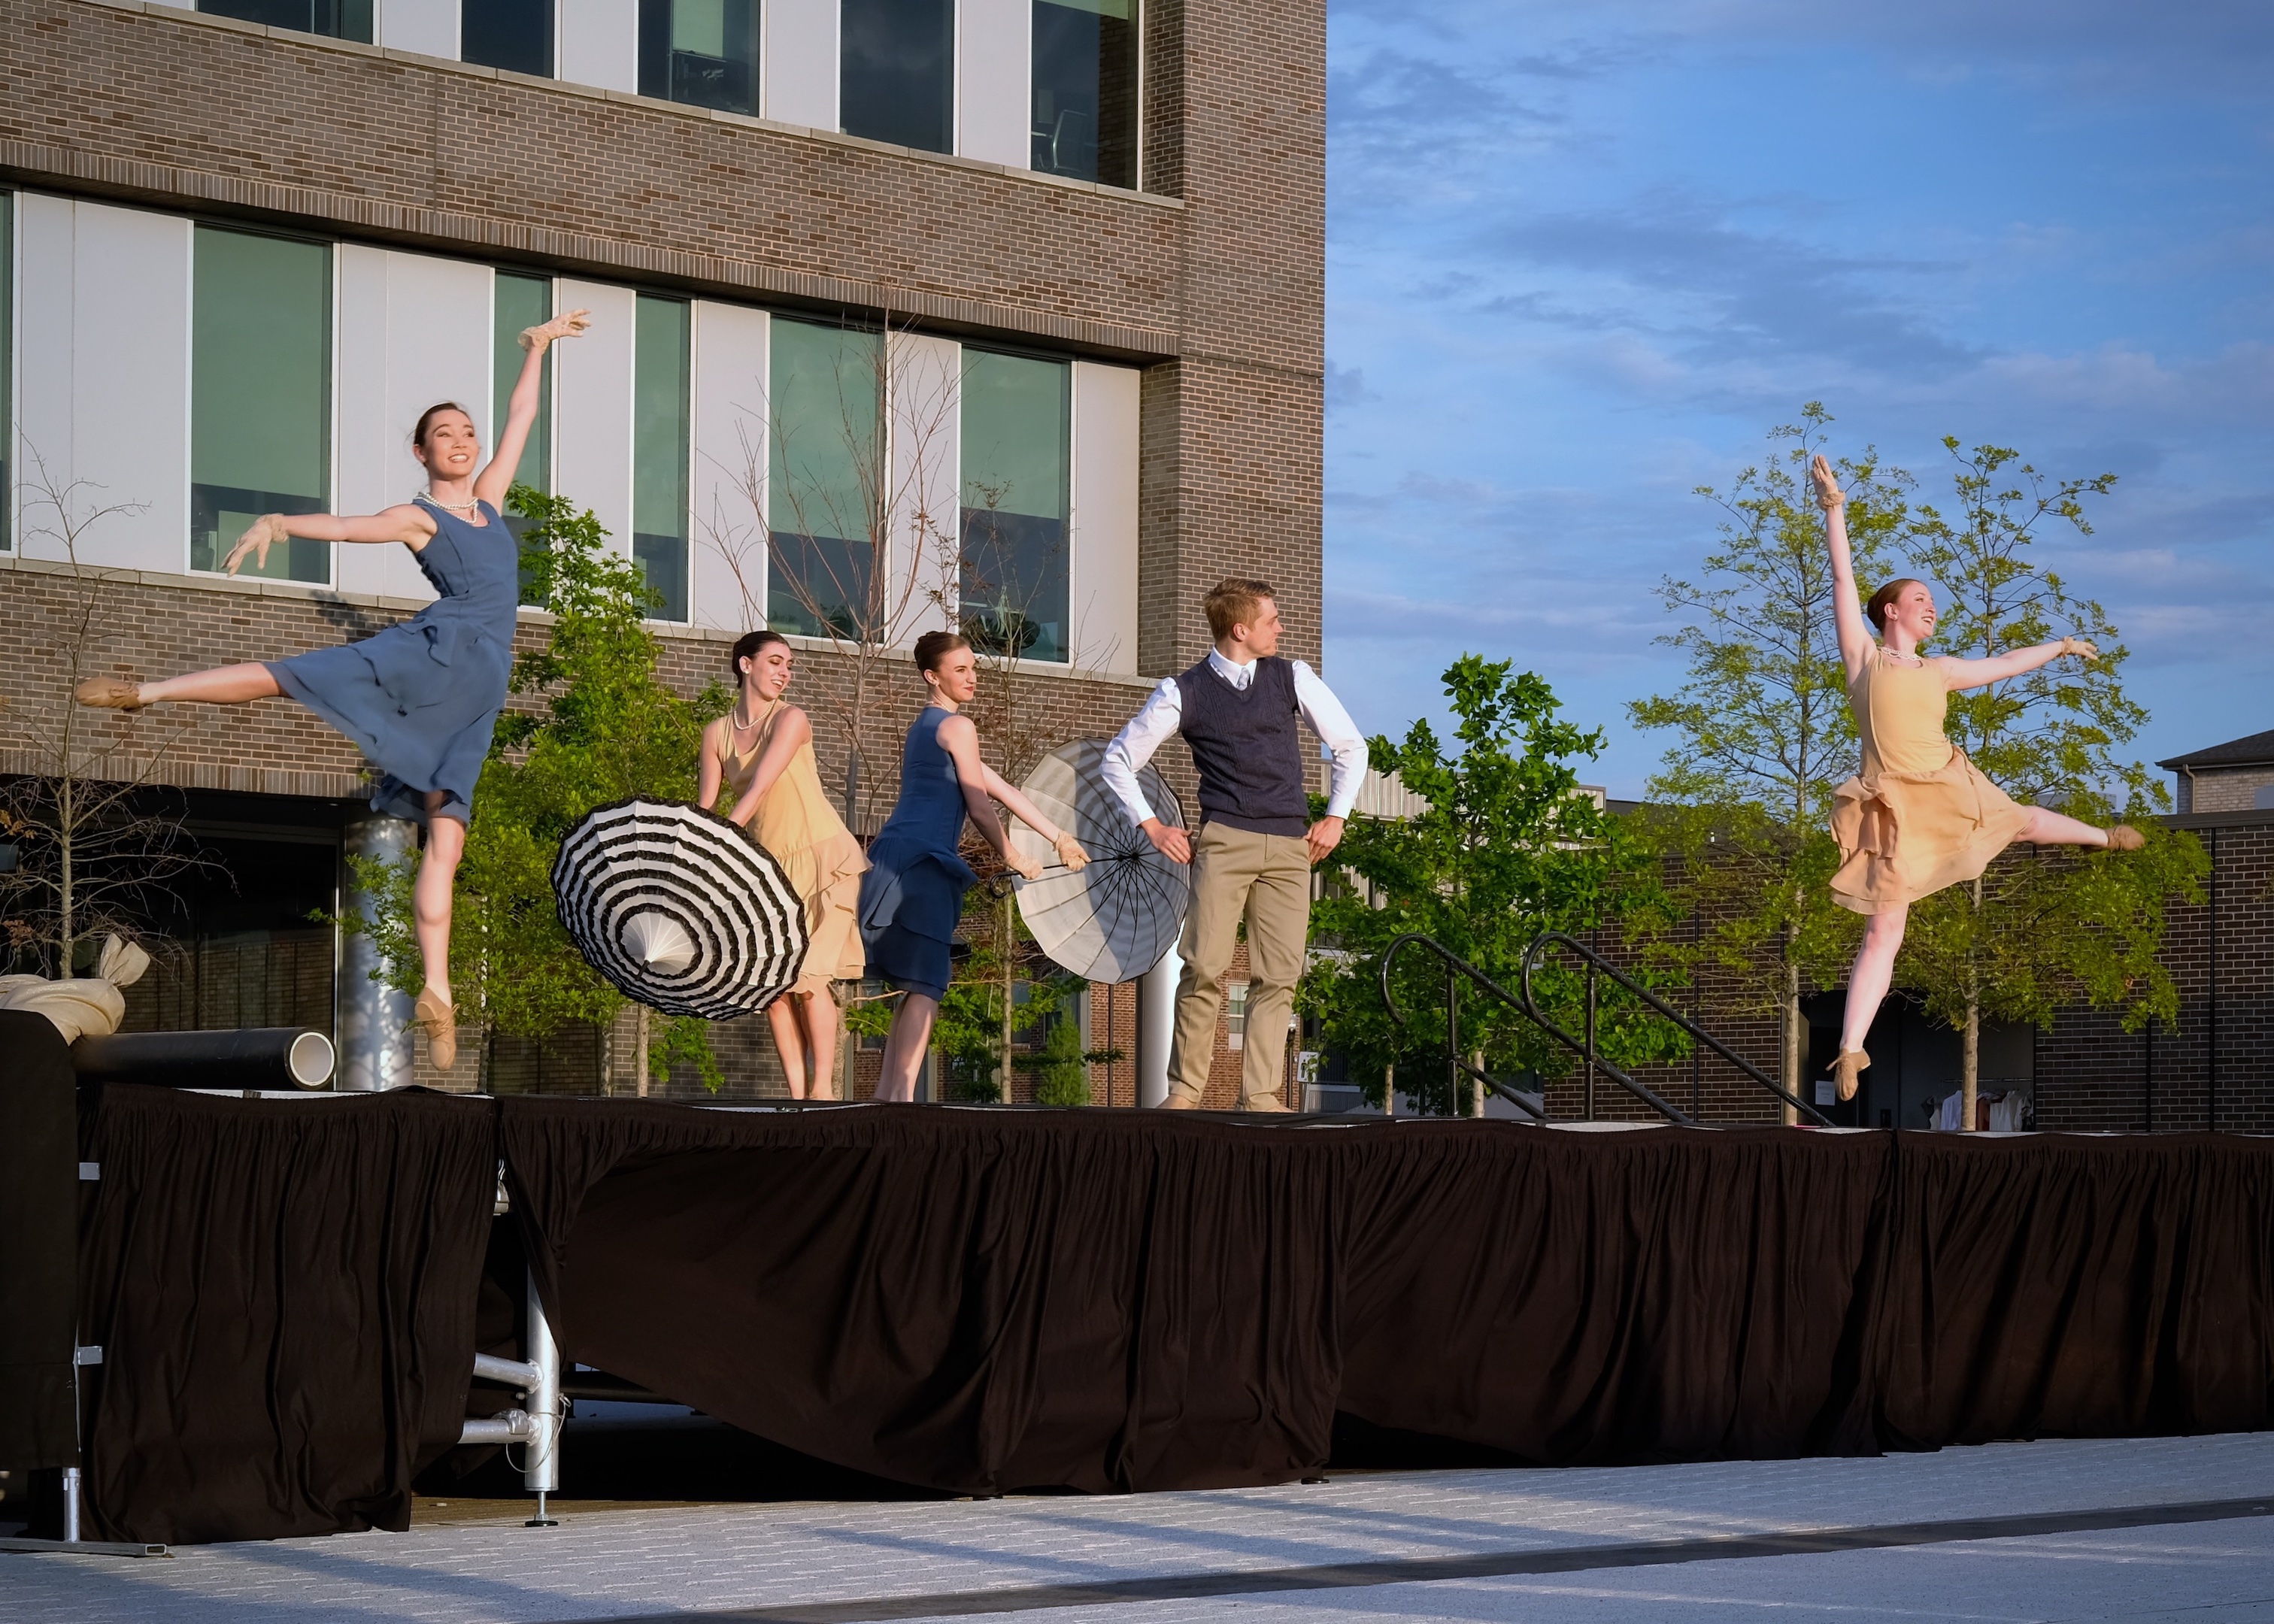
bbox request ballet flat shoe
[2106,825,2145,852]
[1239,1094,1291,1114]
[74,677,147,710]
[414,989,458,1071]
[1162,1092,1204,1110]
[1830,1049,1870,1104]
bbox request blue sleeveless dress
[266,498,518,826]
[858,707,978,1001]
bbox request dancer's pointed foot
[1830,1049,1870,1103]
[2106,824,2145,852]
[414,987,457,1071]
[74,677,147,710]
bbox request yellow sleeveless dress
[1828,647,2033,915]
[712,704,869,995]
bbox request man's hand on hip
[1141,817,1192,864]
[1305,816,1345,865]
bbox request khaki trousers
[1168,822,1311,1105]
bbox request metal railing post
[523,1268,561,1526]
[1446,963,1459,1118]
[1584,963,1597,1122]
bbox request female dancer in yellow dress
[697,630,870,1099]
[1815,454,2142,1101]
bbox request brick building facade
[2,0,1326,1099]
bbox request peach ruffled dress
[1828,647,2033,916]
[712,704,868,995]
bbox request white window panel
[890,329,959,647]
[957,0,1029,166]
[690,300,769,633]
[764,0,838,128]
[13,195,190,574]
[560,0,638,93]
[1069,358,1138,672]
[333,245,493,601]
[377,0,459,58]
[552,279,638,556]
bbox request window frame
[186,220,339,589]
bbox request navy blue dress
[858,707,978,1001]
[267,497,518,826]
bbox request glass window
[840,0,953,154]
[639,0,760,115]
[633,295,693,623]
[1,192,11,554]
[462,0,552,77]
[767,318,881,639]
[198,0,372,41]
[191,227,332,583]
[960,349,1071,664]
[1032,0,1138,188]
[493,271,553,604]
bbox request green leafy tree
[1897,440,2206,1118]
[1302,654,1678,1116]
[1628,405,1909,1114]
[1029,1013,1094,1107]
[343,486,729,1090]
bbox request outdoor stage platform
[8,1010,2274,1548]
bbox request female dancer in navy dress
[75,308,592,1070]
[860,631,1090,1101]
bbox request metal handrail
[1520,932,1832,1127]
[1376,933,1549,1121]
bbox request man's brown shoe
[1162,1092,1202,1110]
[1239,1094,1290,1113]
[74,677,147,710]
[2106,825,2145,852]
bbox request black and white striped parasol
[1011,739,1190,982]
[551,798,808,1019]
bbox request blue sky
[1320,0,2274,800]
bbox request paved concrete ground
[5,1434,2272,1624]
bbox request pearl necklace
[420,489,480,513]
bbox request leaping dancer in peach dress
[1815,453,2142,1102]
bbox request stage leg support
[523,1268,561,1526]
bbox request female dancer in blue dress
[860,630,1090,1101]
[75,308,591,1070]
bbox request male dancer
[1101,579,1366,1110]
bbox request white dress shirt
[1100,648,1367,827]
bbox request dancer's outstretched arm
[222,505,436,574]
[1812,453,1875,682]
[1940,638,2097,692]
[935,713,1044,880]
[976,762,1090,871]
[476,309,590,509]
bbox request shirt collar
[1207,647,1257,687]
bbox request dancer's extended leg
[1836,901,1907,1088]
[412,798,465,1069]
[138,664,283,704]
[875,992,937,1102]
[2018,806,2114,847]
[767,995,811,1099]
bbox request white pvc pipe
[523,1271,560,1498]
[1136,941,1181,1109]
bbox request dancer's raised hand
[2058,637,2100,660]
[520,308,592,352]
[1810,453,1845,512]
[224,514,293,575]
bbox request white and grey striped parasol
[1011,739,1190,983]
[551,798,808,1019]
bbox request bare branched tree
[699,310,963,834]
[2,447,217,979]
